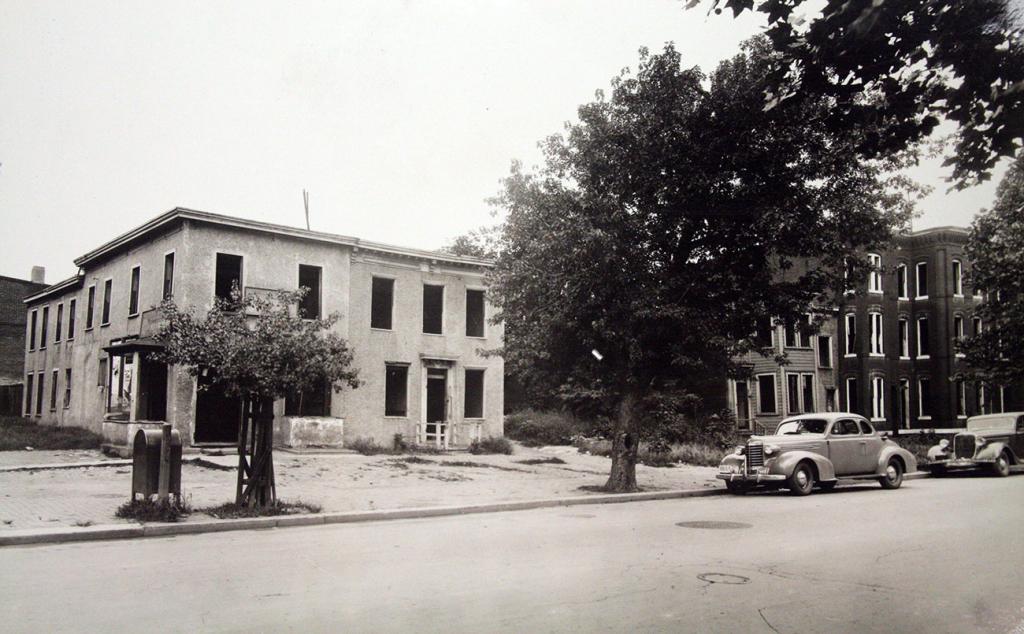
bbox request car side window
[832,419,860,436]
[859,420,874,435]
[1017,416,1024,433]
[831,421,847,436]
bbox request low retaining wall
[274,416,345,449]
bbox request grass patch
[115,497,192,523]
[504,409,580,446]
[199,500,322,519]
[468,436,513,455]
[574,437,725,468]
[0,415,103,451]
[514,457,567,465]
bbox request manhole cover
[676,521,752,529]
[697,573,750,585]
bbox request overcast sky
[0,1,1010,283]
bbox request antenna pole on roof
[303,189,310,230]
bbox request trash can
[132,428,182,498]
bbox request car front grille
[746,442,764,470]
[954,434,976,460]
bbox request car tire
[818,481,837,491]
[880,458,904,489]
[787,463,814,496]
[991,452,1011,478]
[725,480,749,495]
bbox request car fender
[719,453,744,469]
[875,445,917,475]
[772,451,836,482]
[974,441,1014,463]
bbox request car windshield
[776,419,828,435]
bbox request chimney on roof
[30,266,45,284]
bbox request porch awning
[102,336,165,355]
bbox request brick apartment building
[22,208,503,453]
[0,270,48,414]
[838,226,1019,431]
[727,226,1019,434]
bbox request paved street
[2,474,1022,633]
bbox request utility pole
[303,189,310,230]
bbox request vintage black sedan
[718,413,917,495]
[927,413,1023,477]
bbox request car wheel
[818,481,837,491]
[991,452,1011,478]
[880,458,904,489]
[725,480,749,495]
[787,463,814,496]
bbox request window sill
[868,290,883,295]
[953,294,964,299]
[383,415,408,419]
[844,353,857,358]
[757,412,778,416]
[897,296,909,301]
[916,355,930,360]
[128,313,139,319]
[955,353,965,358]
[370,327,394,333]
[915,296,929,301]
[871,417,886,422]
[899,356,911,360]
[918,416,932,421]
[464,417,485,421]
[869,353,884,357]
[422,332,445,337]
[784,346,813,350]
[465,335,487,340]
[100,323,110,328]
[957,415,967,419]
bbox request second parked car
[927,413,1023,477]
[718,413,918,496]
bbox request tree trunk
[604,390,641,492]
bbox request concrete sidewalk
[0,443,722,538]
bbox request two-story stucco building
[22,208,503,454]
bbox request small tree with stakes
[155,285,360,508]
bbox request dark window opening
[802,375,814,412]
[757,375,776,414]
[101,279,112,325]
[423,284,444,334]
[464,369,484,418]
[98,357,108,387]
[137,355,167,421]
[25,374,33,415]
[298,265,322,319]
[918,318,930,356]
[55,304,63,342]
[285,377,331,416]
[28,310,37,351]
[163,253,175,300]
[466,289,485,337]
[755,317,773,347]
[35,372,44,415]
[67,299,76,339]
[215,253,243,303]
[385,364,408,416]
[787,374,801,413]
[49,369,58,411]
[129,266,141,316]
[86,286,95,329]
[817,335,832,368]
[63,368,72,408]
[847,378,859,414]
[919,378,931,417]
[371,278,394,330]
[735,381,750,422]
[40,306,49,348]
[916,262,929,297]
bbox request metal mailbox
[132,428,182,498]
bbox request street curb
[905,471,929,480]
[0,487,725,548]
[0,460,132,473]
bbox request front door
[194,370,242,444]
[828,418,866,476]
[424,368,448,445]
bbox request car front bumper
[931,457,993,469]
[716,470,787,483]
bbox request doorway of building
[424,367,448,445]
[194,370,242,444]
[897,379,910,429]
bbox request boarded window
[98,357,108,387]
[285,377,331,416]
[298,265,322,319]
[466,289,485,337]
[40,306,49,347]
[464,369,484,418]
[86,286,95,329]
[163,253,175,300]
[757,375,776,414]
[385,364,408,416]
[423,284,444,334]
[102,279,112,325]
[215,253,243,302]
[129,266,141,316]
[24,374,33,415]
[67,299,76,339]
[55,304,63,342]
[371,278,394,330]
[64,368,72,408]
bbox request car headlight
[764,444,780,456]
[975,436,987,446]
[735,445,746,456]
[939,439,949,449]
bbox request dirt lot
[0,444,721,529]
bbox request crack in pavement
[758,607,781,633]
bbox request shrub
[504,409,581,446]
[468,436,513,455]
[393,433,408,452]
[515,457,567,465]
[574,437,726,468]
[349,437,390,455]
[0,416,103,451]
[115,497,191,523]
